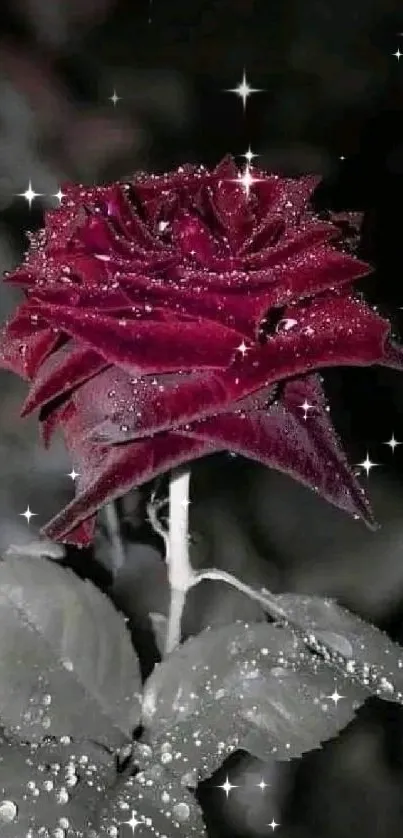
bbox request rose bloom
[0,156,402,544]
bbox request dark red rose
[0,155,402,544]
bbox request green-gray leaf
[91,767,207,837]
[274,593,403,704]
[0,732,116,836]
[142,621,367,779]
[0,554,142,747]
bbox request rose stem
[189,568,287,621]
[104,501,126,574]
[147,466,287,657]
[165,465,195,654]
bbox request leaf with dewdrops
[0,731,116,837]
[90,764,207,837]
[273,593,403,704]
[0,554,142,747]
[141,621,366,780]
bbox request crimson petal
[42,433,221,543]
[26,303,245,373]
[74,295,396,445]
[209,157,254,248]
[182,375,374,526]
[0,306,60,379]
[21,344,109,416]
[171,211,221,263]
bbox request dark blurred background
[2,1,403,837]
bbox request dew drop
[173,802,190,822]
[43,780,54,791]
[55,788,69,805]
[0,800,18,823]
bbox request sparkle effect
[237,340,249,356]
[16,182,43,208]
[384,434,401,452]
[357,453,379,476]
[67,469,80,481]
[20,506,37,524]
[237,164,263,197]
[109,89,121,106]
[300,399,314,420]
[225,69,263,110]
[218,776,238,798]
[393,49,402,60]
[123,810,141,833]
[257,778,269,791]
[328,689,344,705]
[241,146,259,165]
[268,819,280,831]
[52,189,65,204]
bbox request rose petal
[171,211,221,263]
[0,306,61,379]
[42,433,221,542]
[21,344,109,416]
[26,303,245,374]
[72,295,393,446]
[182,375,374,526]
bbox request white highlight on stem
[147,466,286,658]
[104,502,126,572]
[165,467,195,654]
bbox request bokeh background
[2,1,403,836]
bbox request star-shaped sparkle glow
[328,688,344,705]
[109,89,121,106]
[384,434,401,452]
[67,469,80,481]
[237,164,262,196]
[20,506,37,524]
[237,340,249,356]
[299,399,314,420]
[16,181,43,208]
[218,776,238,798]
[268,819,280,831]
[241,146,259,165]
[225,69,263,110]
[393,49,402,60]
[257,778,269,791]
[357,453,379,476]
[52,188,65,204]
[123,810,141,833]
